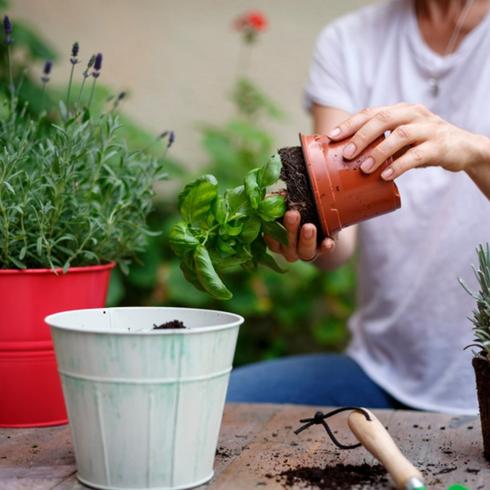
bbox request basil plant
[170,155,288,300]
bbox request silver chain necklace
[427,0,476,97]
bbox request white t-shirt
[305,0,490,414]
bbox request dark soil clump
[215,446,233,458]
[278,146,323,240]
[152,320,186,330]
[275,463,388,489]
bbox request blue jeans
[227,354,410,409]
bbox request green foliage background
[2,3,356,365]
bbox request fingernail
[361,157,375,173]
[343,142,356,158]
[381,167,394,180]
[286,212,298,225]
[329,127,341,138]
[303,226,313,239]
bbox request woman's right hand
[264,210,336,263]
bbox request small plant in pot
[170,133,401,299]
[461,243,490,460]
[0,18,168,427]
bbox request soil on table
[152,320,186,330]
[272,463,388,489]
[278,146,324,240]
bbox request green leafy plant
[0,17,168,272]
[461,244,490,355]
[170,155,287,299]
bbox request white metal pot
[45,307,243,490]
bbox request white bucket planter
[45,307,243,490]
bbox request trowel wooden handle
[348,410,424,490]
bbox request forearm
[466,134,490,200]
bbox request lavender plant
[0,17,168,272]
[461,244,490,355]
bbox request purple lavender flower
[87,54,96,69]
[41,60,52,84]
[160,131,175,148]
[70,42,79,64]
[94,53,103,71]
[43,60,52,75]
[92,53,103,79]
[3,16,12,34]
[87,52,103,107]
[3,15,12,45]
[167,131,175,148]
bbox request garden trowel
[348,409,426,489]
[295,408,470,490]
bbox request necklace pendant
[429,77,439,97]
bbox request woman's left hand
[327,102,489,181]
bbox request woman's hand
[264,210,335,263]
[327,102,490,183]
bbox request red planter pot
[300,133,401,236]
[0,262,114,427]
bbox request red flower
[234,10,268,33]
[247,11,267,31]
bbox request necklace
[427,0,476,97]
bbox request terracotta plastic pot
[300,133,401,236]
[473,354,490,461]
[0,262,114,428]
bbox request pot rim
[473,350,489,361]
[299,132,401,236]
[45,306,244,336]
[0,261,116,275]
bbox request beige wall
[12,0,370,168]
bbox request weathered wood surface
[1,403,489,489]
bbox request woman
[227,0,490,414]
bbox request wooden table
[1,403,489,489]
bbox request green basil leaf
[212,254,248,270]
[263,221,288,246]
[180,260,206,293]
[194,245,232,300]
[217,238,235,255]
[178,175,218,225]
[258,195,286,222]
[212,196,228,225]
[240,217,262,243]
[225,185,249,216]
[259,153,282,186]
[236,243,253,261]
[220,221,243,237]
[244,169,261,209]
[259,252,286,273]
[251,238,266,258]
[169,222,199,256]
